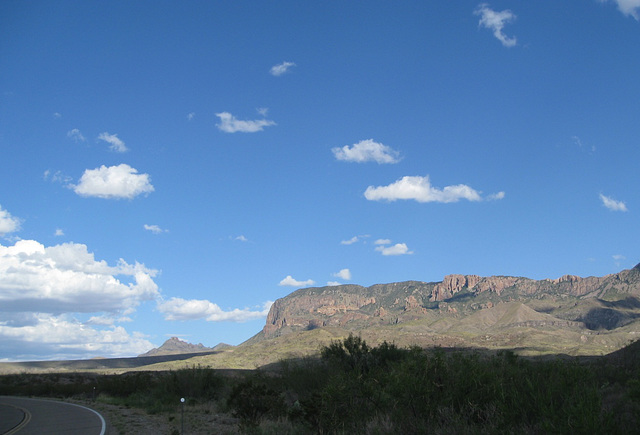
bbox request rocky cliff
[258,264,640,341]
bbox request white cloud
[332,139,401,164]
[270,61,296,76]
[158,298,272,322]
[0,205,21,236]
[601,0,640,19]
[72,164,154,199]
[341,236,359,245]
[279,275,316,287]
[599,193,628,211]
[487,191,506,201]
[0,240,159,314]
[187,112,195,121]
[0,239,159,360]
[474,3,517,47]
[375,243,413,256]
[86,315,116,326]
[44,169,72,184]
[364,175,485,203]
[67,128,86,142]
[333,268,352,280]
[98,132,128,152]
[54,228,64,236]
[327,281,341,286]
[374,239,392,245]
[144,224,168,234]
[53,112,62,119]
[0,313,154,361]
[235,235,248,242]
[215,112,276,133]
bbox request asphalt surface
[0,396,105,434]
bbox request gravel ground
[73,399,241,435]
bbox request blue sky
[1,1,639,361]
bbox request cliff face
[259,265,640,340]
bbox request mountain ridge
[249,264,640,353]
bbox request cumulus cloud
[235,235,248,242]
[0,239,159,360]
[270,61,296,76]
[72,164,154,199]
[98,132,128,152]
[375,243,413,256]
[67,128,86,142]
[279,275,315,287]
[600,193,628,211]
[0,205,21,236]
[0,240,159,314]
[54,228,64,236]
[601,0,640,19]
[158,298,272,322]
[332,139,401,164]
[216,112,276,133]
[144,224,168,234]
[333,268,352,280]
[474,3,517,47]
[364,175,488,203]
[327,281,341,286]
[0,313,154,361]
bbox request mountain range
[2,264,640,373]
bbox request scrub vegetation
[2,337,640,433]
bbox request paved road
[0,396,105,434]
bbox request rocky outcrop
[259,265,640,340]
[139,337,214,357]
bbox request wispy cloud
[613,254,627,267]
[599,193,628,211]
[474,3,517,47]
[487,191,506,201]
[270,61,296,76]
[98,132,128,153]
[54,228,64,237]
[44,170,72,184]
[365,175,499,203]
[235,235,248,242]
[600,0,640,20]
[215,112,276,133]
[374,239,392,245]
[71,164,154,199]
[341,236,359,245]
[187,112,195,121]
[332,139,401,164]
[279,275,315,287]
[158,298,272,322]
[144,224,168,234]
[0,205,21,236]
[67,129,86,142]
